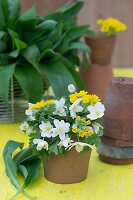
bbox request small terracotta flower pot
[85,34,117,65]
[80,63,113,102]
[43,148,91,184]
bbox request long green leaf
[0,63,16,105]
[8,29,19,50]
[22,45,42,75]
[41,60,76,98]
[14,64,43,103]
[15,38,27,52]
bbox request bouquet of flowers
[20,84,105,158]
[97,18,127,36]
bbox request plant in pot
[80,18,127,102]
[0,0,91,123]
[3,84,105,199]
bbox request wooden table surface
[0,68,133,200]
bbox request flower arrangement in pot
[19,84,105,184]
[0,0,91,122]
[84,18,127,65]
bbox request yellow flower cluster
[97,18,127,35]
[72,117,93,137]
[69,90,100,105]
[29,100,55,110]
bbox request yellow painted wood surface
[0,68,133,200]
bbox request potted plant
[0,0,91,122]
[85,18,127,65]
[3,84,105,199]
[80,18,127,102]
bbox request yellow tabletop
[0,68,133,200]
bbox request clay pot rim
[111,77,133,85]
[85,32,116,40]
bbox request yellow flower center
[57,128,64,135]
[45,126,51,132]
[77,116,81,120]
[87,120,91,125]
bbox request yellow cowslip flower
[84,127,88,131]
[82,118,86,122]
[69,94,78,103]
[76,90,88,97]
[90,94,100,103]
[97,18,127,35]
[72,127,78,133]
[87,130,94,136]
[97,19,103,25]
[82,95,91,104]
[29,105,35,110]
[29,99,55,110]
[87,120,91,125]
[79,131,87,137]
[77,116,81,120]
[45,100,55,105]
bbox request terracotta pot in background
[97,77,133,165]
[43,148,91,184]
[80,63,113,102]
[84,34,117,65]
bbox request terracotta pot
[103,77,133,141]
[80,63,113,102]
[97,77,133,165]
[43,148,91,184]
[84,34,117,65]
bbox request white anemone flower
[87,102,105,120]
[39,121,53,138]
[25,103,35,120]
[53,98,66,116]
[26,128,32,134]
[68,84,75,93]
[52,119,70,140]
[69,98,84,119]
[19,121,29,131]
[33,139,48,151]
[68,142,94,152]
[92,122,102,134]
[58,134,74,148]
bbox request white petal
[59,133,66,140]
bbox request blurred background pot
[97,77,133,164]
[84,34,117,65]
[43,148,91,184]
[80,63,113,102]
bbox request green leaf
[0,30,6,39]
[3,141,37,200]
[19,6,38,30]
[61,56,86,90]
[14,64,43,103]
[0,40,7,53]
[22,45,42,75]
[9,49,19,58]
[0,0,9,28]
[8,29,19,49]
[62,1,84,23]
[82,50,90,71]
[23,20,57,43]
[7,0,21,28]
[67,42,91,54]
[0,63,16,105]
[48,140,59,156]
[15,39,27,52]
[41,49,60,61]
[41,60,76,98]
[19,158,41,189]
[47,21,63,43]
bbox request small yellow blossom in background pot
[97,18,127,36]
